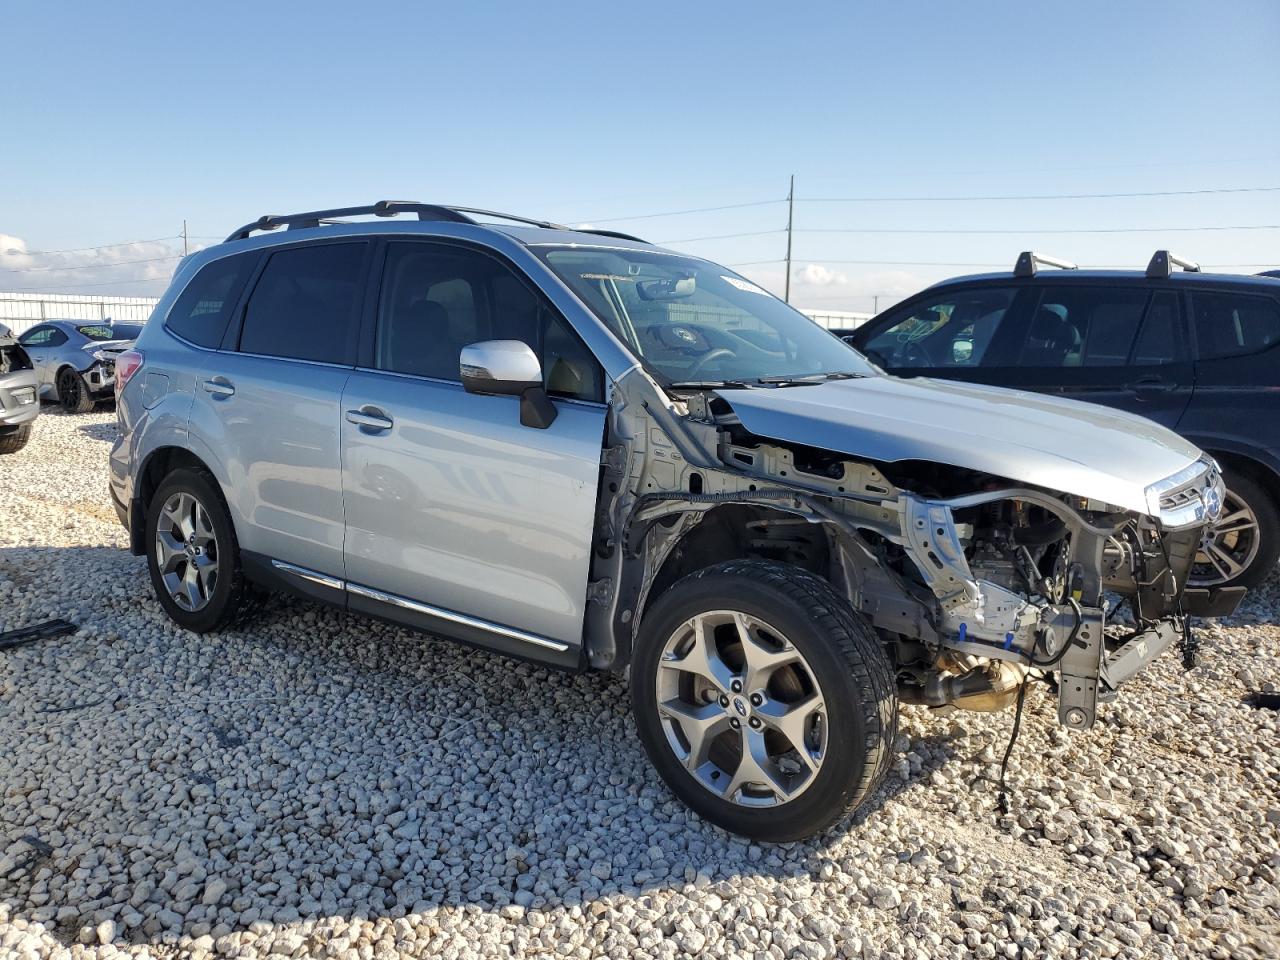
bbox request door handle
[201,377,235,398]
[1126,377,1177,396]
[345,407,394,432]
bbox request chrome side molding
[269,559,569,654]
[345,582,570,653]
[270,559,345,591]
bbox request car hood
[718,375,1204,514]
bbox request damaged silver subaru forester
[111,202,1237,841]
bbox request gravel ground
[1,407,1278,960]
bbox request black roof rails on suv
[1146,250,1201,279]
[224,200,645,245]
[1013,251,1078,278]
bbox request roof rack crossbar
[1146,250,1200,279]
[1014,251,1078,278]
[224,201,648,244]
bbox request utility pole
[873,295,879,315]
[783,175,795,303]
[182,220,188,257]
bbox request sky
[2,0,1278,313]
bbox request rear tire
[1190,468,1279,591]
[146,468,255,632]
[0,424,32,454]
[57,368,94,413]
[631,559,897,842]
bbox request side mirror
[459,340,557,429]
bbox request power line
[0,236,181,258]
[799,185,1280,203]
[577,199,784,225]
[657,228,786,244]
[798,224,1280,235]
[3,276,172,293]
[0,255,182,275]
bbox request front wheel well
[1204,449,1280,501]
[643,504,833,619]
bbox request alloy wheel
[155,491,220,611]
[655,610,828,807]
[1190,489,1260,587]
[59,371,79,408]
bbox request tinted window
[862,288,1015,368]
[1191,291,1280,360]
[1017,287,1147,367]
[167,254,256,348]
[18,326,56,346]
[78,325,116,341]
[1131,291,1185,365]
[240,243,365,364]
[376,242,603,402]
[109,322,144,340]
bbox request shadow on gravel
[76,422,120,443]
[0,541,973,949]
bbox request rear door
[188,239,371,580]
[1181,286,1280,452]
[340,239,607,657]
[975,284,1195,428]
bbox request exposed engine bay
[586,371,1234,731]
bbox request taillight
[115,350,144,397]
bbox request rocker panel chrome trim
[270,559,345,591]
[345,582,570,653]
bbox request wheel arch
[131,446,230,554]
[638,502,838,631]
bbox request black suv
[850,251,1280,590]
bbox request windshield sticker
[721,276,770,296]
[579,273,636,282]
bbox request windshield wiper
[755,372,865,386]
[667,379,754,390]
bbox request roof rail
[224,200,646,244]
[1014,251,1077,278]
[1146,250,1200,279]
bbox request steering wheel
[901,340,932,367]
[689,347,736,378]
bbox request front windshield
[534,246,875,385]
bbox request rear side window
[239,243,366,364]
[1191,291,1280,360]
[1018,287,1148,367]
[166,254,256,348]
[1131,291,1185,365]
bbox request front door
[341,240,608,657]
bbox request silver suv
[111,201,1234,841]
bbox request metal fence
[0,292,160,337]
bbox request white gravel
[1,407,1278,959]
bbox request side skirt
[240,552,582,670]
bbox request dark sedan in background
[849,251,1280,591]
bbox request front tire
[145,468,253,632]
[631,560,897,842]
[0,424,32,454]
[1190,468,1279,590]
[57,368,94,413]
